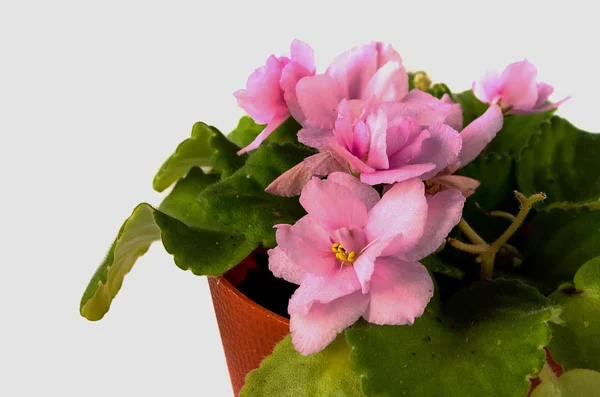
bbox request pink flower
[293,42,409,131]
[473,59,570,115]
[234,40,316,154]
[267,90,503,196]
[268,173,465,355]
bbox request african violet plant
[80,40,600,396]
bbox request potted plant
[79,40,600,396]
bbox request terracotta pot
[208,255,290,396]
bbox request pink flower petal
[472,70,503,104]
[363,257,434,325]
[288,266,362,315]
[352,119,370,159]
[431,174,480,198]
[409,123,462,180]
[300,177,369,231]
[327,172,380,211]
[392,89,460,127]
[500,59,539,109]
[290,39,316,74]
[364,178,428,256]
[298,127,334,151]
[326,43,378,100]
[237,112,289,154]
[364,109,389,169]
[268,246,306,285]
[359,163,435,185]
[353,235,396,293]
[265,152,346,197]
[296,74,344,130]
[275,217,337,276]
[386,118,420,157]
[328,137,375,174]
[440,94,464,130]
[290,291,369,355]
[333,99,356,151]
[457,103,503,168]
[511,95,571,115]
[388,128,431,166]
[534,82,554,109]
[363,61,406,102]
[404,189,465,261]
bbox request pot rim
[210,273,290,327]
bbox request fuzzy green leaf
[152,122,214,192]
[453,90,488,128]
[347,279,553,397]
[80,203,161,320]
[156,167,258,276]
[198,143,312,247]
[240,335,365,397]
[421,254,465,280]
[459,152,514,210]
[531,369,600,397]
[486,112,553,158]
[548,256,600,371]
[227,116,265,149]
[209,125,247,178]
[523,207,600,293]
[517,117,600,208]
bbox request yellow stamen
[332,242,358,264]
[347,252,356,263]
[332,243,340,253]
[336,252,347,261]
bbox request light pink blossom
[234,40,316,154]
[293,41,409,132]
[267,90,503,197]
[473,59,570,115]
[268,173,465,355]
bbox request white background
[1,1,598,396]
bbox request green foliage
[80,203,161,320]
[421,254,465,280]
[548,256,600,372]
[523,207,600,293]
[453,90,488,128]
[152,122,214,192]
[227,116,265,148]
[198,143,312,247]
[241,335,365,397]
[517,117,600,208]
[486,112,553,158]
[531,368,600,397]
[459,152,514,210]
[347,280,553,397]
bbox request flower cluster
[236,40,568,355]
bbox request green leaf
[486,112,553,158]
[347,279,553,397]
[548,256,600,372]
[80,203,161,321]
[523,207,600,293]
[227,116,265,149]
[264,117,304,146]
[152,122,214,192]
[208,125,247,178]
[453,90,488,128]
[198,143,312,247]
[157,167,258,276]
[531,369,600,397]
[421,254,465,280]
[427,83,453,100]
[517,117,600,208]
[240,335,365,397]
[459,152,514,210]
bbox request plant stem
[449,191,546,281]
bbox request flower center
[424,180,442,195]
[331,243,357,264]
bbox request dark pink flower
[473,59,569,115]
[234,40,316,154]
[269,173,465,355]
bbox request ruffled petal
[364,178,427,256]
[290,39,316,74]
[472,70,503,104]
[296,74,344,130]
[457,104,503,168]
[500,59,539,109]
[265,152,346,197]
[404,189,465,261]
[326,43,378,99]
[408,123,462,180]
[290,291,369,355]
[288,266,362,315]
[328,137,375,174]
[431,174,480,198]
[534,82,554,109]
[300,176,369,230]
[364,109,389,169]
[363,61,406,102]
[359,163,435,185]
[268,246,306,285]
[327,172,380,211]
[363,257,433,325]
[275,217,336,276]
[298,127,334,151]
